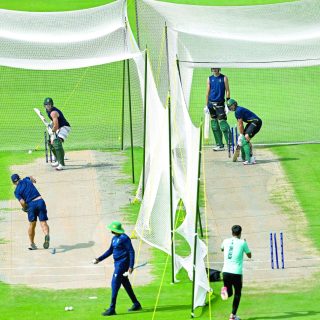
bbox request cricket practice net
[0,0,143,151]
[136,0,320,145]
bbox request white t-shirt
[221,237,251,275]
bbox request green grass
[0,0,320,319]
[162,0,297,4]
[271,144,320,249]
[0,151,43,200]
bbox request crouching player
[227,99,262,165]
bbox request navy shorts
[27,199,48,222]
[244,119,262,138]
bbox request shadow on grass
[246,310,320,320]
[56,240,95,253]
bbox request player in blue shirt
[206,68,231,151]
[227,99,262,165]
[11,174,50,250]
[93,221,142,316]
[44,97,71,171]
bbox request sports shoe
[102,309,116,316]
[250,156,256,164]
[220,286,228,300]
[28,243,37,250]
[229,315,240,320]
[243,160,253,165]
[56,164,64,171]
[51,161,59,167]
[43,234,50,249]
[128,303,142,312]
[213,146,225,151]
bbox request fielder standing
[11,174,50,250]
[221,225,251,320]
[44,97,71,171]
[93,221,142,316]
[227,99,262,165]
[206,67,231,151]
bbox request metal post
[127,59,135,183]
[191,124,203,318]
[44,131,48,163]
[142,49,147,196]
[274,233,279,269]
[134,0,140,48]
[280,232,284,269]
[270,232,274,269]
[121,59,126,150]
[168,95,175,284]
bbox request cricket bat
[233,145,241,162]
[123,261,148,276]
[33,108,55,137]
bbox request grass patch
[0,151,43,200]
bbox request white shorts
[57,126,71,141]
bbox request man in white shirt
[221,225,252,320]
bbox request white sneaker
[56,164,64,171]
[213,146,225,151]
[250,156,256,164]
[51,161,59,167]
[243,160,253,165]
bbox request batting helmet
[227,98,237,109]
[43,97,53,106]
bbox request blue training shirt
[208,73,226,102]
[46,107,70,128]
[14,177,41,204]
[235,106,261,123]
[98,233,135,268]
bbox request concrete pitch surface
[0,150,151,289]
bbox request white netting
[143,0,320,68]
[0,0,140,70]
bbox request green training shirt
[221,237,251,275]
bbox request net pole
[134,0,140,48]
[127,58,135,183]
[176,57,203,237]
[165,23,175,283]
[142,49,148,196]
[168,94,175,284]
[121,59,126,150]
[191,124,203,318]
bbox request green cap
[227,98,237,107]
[107,221,125,234]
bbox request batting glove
[237,134,244,146]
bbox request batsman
[43,97,71,171]
[227,99,262,165]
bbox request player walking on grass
[44,97,71,171]
[206,67,231,151]
[221,225,251,320]
[227,99,262,165]
[11,174,50,250]
[93,221,142,317]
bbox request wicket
[228,125,238,157]
[44,130,53,163]
[270,232,284,269]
